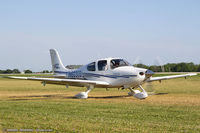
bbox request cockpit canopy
[87,58,131,71]
[110,59,131,69]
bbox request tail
[50,49,68,73]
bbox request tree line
[135,62,200,72]
[0,69,50,74]
[1,62,200,74]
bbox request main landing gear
[75,85,94,99]
[128,85,148,99]
[74,84,148,99]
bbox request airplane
[5,49,197,99]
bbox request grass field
[0,74,200,133]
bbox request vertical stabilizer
[50,49,68,73]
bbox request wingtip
[187,73,198,76]
[191,73,198,76]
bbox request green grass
[1,100,200,133]
[0,73,200,133]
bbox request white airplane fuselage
[53,57,149,88]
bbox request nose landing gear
[128,85,148,99]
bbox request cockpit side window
[87,62,96,71]
[98,60,107,71]
[110,59,131,69]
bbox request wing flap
[5,76,109,87]
[148,73,197,82]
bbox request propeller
[133,56,165,95]
[154,56,165,72]
[144,82,155,95]
[144,69,156,95]
[147,57,165,94]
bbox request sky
[0,0,200,72]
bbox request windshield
[110,59,131,69]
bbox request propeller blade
[144,82,155,95]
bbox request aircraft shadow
[8,94,131,100]
[155,93,168,95]
[149,93,168,95]
[88,95,131,99]
[7,93,168,101]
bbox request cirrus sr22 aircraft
[6,49,197,99]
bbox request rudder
[50,49,68,73]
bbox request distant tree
[163,64,170,72]
[24,70,32,74]
[172,62,196,72]
[188,63,198,72]
[149,65,162,72]
[165,63,177,72]
[174,64,182,72]
[13,69,21,74]
[4,69,13,74]
[197,65,200,72]
[0,70,3,74]
[42,70,49,73]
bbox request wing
[4,76,109,88]
[148,73,197,82]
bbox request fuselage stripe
[54,71,137,79]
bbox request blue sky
[0,0,200,71]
